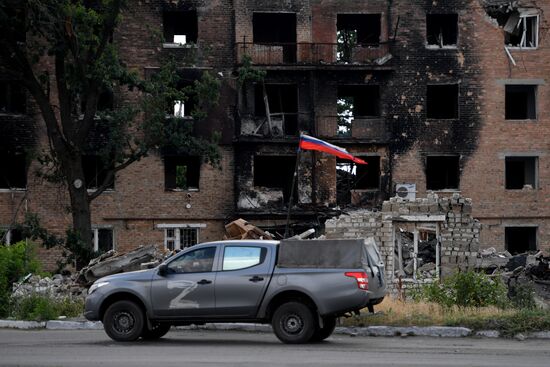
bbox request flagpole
[284,133,302,238]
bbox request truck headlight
[88,281,109,295]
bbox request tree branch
[87,150,145,202]
[55,51,76,144]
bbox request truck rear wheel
[272,301,317,344]
[311,316,337,342]
[103,300,144,342]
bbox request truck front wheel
[272,301,317,344]
[103,300,144,342]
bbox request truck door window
[167,247,216,274]
[222,246,267,271]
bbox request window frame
[425,13,459,49]
[157,223,205,251]
[92,226,115,253]
[221,246,267,272]
[506,14,539,49]
[163,156,201,191]
[0,227,24,245]
[504,226,538,255]
[504,156,538,190]
[504,84,537,121]
[425,155,460,191]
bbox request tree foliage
[0,0,221,265]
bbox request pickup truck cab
[85,239,386,344]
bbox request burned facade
[1,0,550,270]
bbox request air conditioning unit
[395,183,416,201]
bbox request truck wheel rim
[282,314,303,334]
[113,311,135,334]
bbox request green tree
[0,1,220,266]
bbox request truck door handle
[249,276,264,282]
[197,279,212,285]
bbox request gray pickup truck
[85,238,386,344]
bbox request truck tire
[103,300,144,342]
[141,322,171,340]
[311,316,337,342]
[272,301,317,344]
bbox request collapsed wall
[325,193,480,291]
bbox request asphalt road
[0,329,549,367]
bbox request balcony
[317,115,390,143]
[236,42,392,68]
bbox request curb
[2,320,550,339]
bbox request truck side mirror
[158,263,168,276]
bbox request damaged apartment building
[1,0,550,270]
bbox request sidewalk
[2,319,550,339]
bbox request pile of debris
[394,229,438,279]
[477,248,550,308]
[77,244,165,286]
[12,273,87,301]
[224,219,274,240]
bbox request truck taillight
[345,272,369,290]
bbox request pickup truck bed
[85,239,386,343]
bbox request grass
[341,297,550,336]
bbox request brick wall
[325,193,480,293]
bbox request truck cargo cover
[278,238,374,268]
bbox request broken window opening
[505,13,538,48]
[0,227,23,245]
[337,85,380,136]
[253,12,297,63]
[163,10,198,45]
[80,88,114,114]
[92,227,114,253]
[82,155,114,190]
[426,155,460,191]
[254,83,298,136]
[337,97,354,136]
[0,81,26,114]
[394,225,440,281]
[505,227,537,255]
[164,227,199,251]
[164,156,200,191]
[0,153,27,189]
[336,156,381,205]
[253,155,297,202]
[505,156,537,190]
[426,84,458,119]
[337,14,381,63]
[426,14,458,47]
[169,79,197,119]
[505,85,536,120]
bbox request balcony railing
[317,115,390,142]
[236,42,391,66]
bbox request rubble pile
[78,244,164,285]
[12,274,87,301]
[477,248,550,307]
[395,230,438,278]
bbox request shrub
[12,295,84,321]
[0,241,42,317]
[508,281,537,310]
[419,270,508,308]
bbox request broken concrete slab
[79,244,162,285]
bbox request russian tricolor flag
[299,134,367,165]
